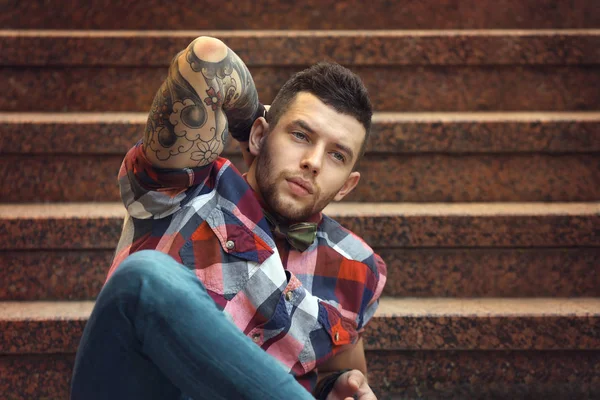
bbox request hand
[326,369,377,400]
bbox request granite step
[2,112,599,203]
[3,112,600,154]
[3,247,599,301]
[4,30,600,67]
[1,202,598,299]
[2,351,599,400]
[1,202,598,250]
[3,153,599,203]
[3,31,600,112]
[5,65,597,113]
[2,0,599,30]
[1,298,599,399]
[3,298,599,353]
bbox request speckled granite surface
[1,304,599,397]
[3,248,599,301]
[379,248,600,297]
[0,354,75,400]
[367,350,600,399]
[2,112,600,154]
[365,311,600,351]
[3,66,600,112]
[331,204,600,248]
[2,299,599,354]
[3,351,599,399]
[2,153,599,202]
[345,153,600,202]
[4,32,600,67]
[1,203,598,250]
[0,251,109,301]
[2,0,599,29]
[1,319,86,354]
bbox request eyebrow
[291,119,315,134]
[290,119,355,162]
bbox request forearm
[143,36,260,169]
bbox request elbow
[190,36,228,63]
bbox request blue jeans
[71,250,314,399]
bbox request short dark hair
[266,62,372,163]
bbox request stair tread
[1,202,598,219]
[3,248,599,301]
[3,111,600,123]
[5,67,598,112]
[376,297,600,317]
[3,111,599,157]
[2,202,597,249]
[2,298,599,353]
[2,297,599,321]
[2,0,599,30]
[3,30,600,67]
[4,29,600,36]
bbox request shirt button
[252,333,260,342]
[285,291,293,301]
[225,240,235,250]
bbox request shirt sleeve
[357,252,387,333]
[118,142,220,219]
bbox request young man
[71,36,386,400]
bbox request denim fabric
[71,250,314,400]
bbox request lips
[286,177,314,195]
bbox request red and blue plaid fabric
[109,143,387,392]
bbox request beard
[255,139,340,223]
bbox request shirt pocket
[318,301,360,348]
[179,206,273,299]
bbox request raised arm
[143,36,260,169]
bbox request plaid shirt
[108,143,387,392]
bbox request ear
[248,117,269,156]
[334,171,361,201]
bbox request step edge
[1,202,599,219]
[2,297,599,320]
[2,111,600,123]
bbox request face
[249,92,365,222]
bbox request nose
[300,146,323,176]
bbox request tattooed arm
[144,36,261,169]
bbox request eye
[331,151,346,163]
[292,131,308,141]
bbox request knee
[108,250,178,290]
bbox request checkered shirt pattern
[108,143,387,392]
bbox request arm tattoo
[144,38,259,168]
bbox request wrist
[313,369,351,400]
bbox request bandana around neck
[261,208,318,252]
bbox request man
[71,36,387,400]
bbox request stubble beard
[255,141,338,223]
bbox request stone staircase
[1,1,599,399]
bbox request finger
[332,370,364,397]
[357,392,377,400]
[345,370,365,391]
[356,381,378,400]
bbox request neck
[246,161,260,195]
[245,163,280,220]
